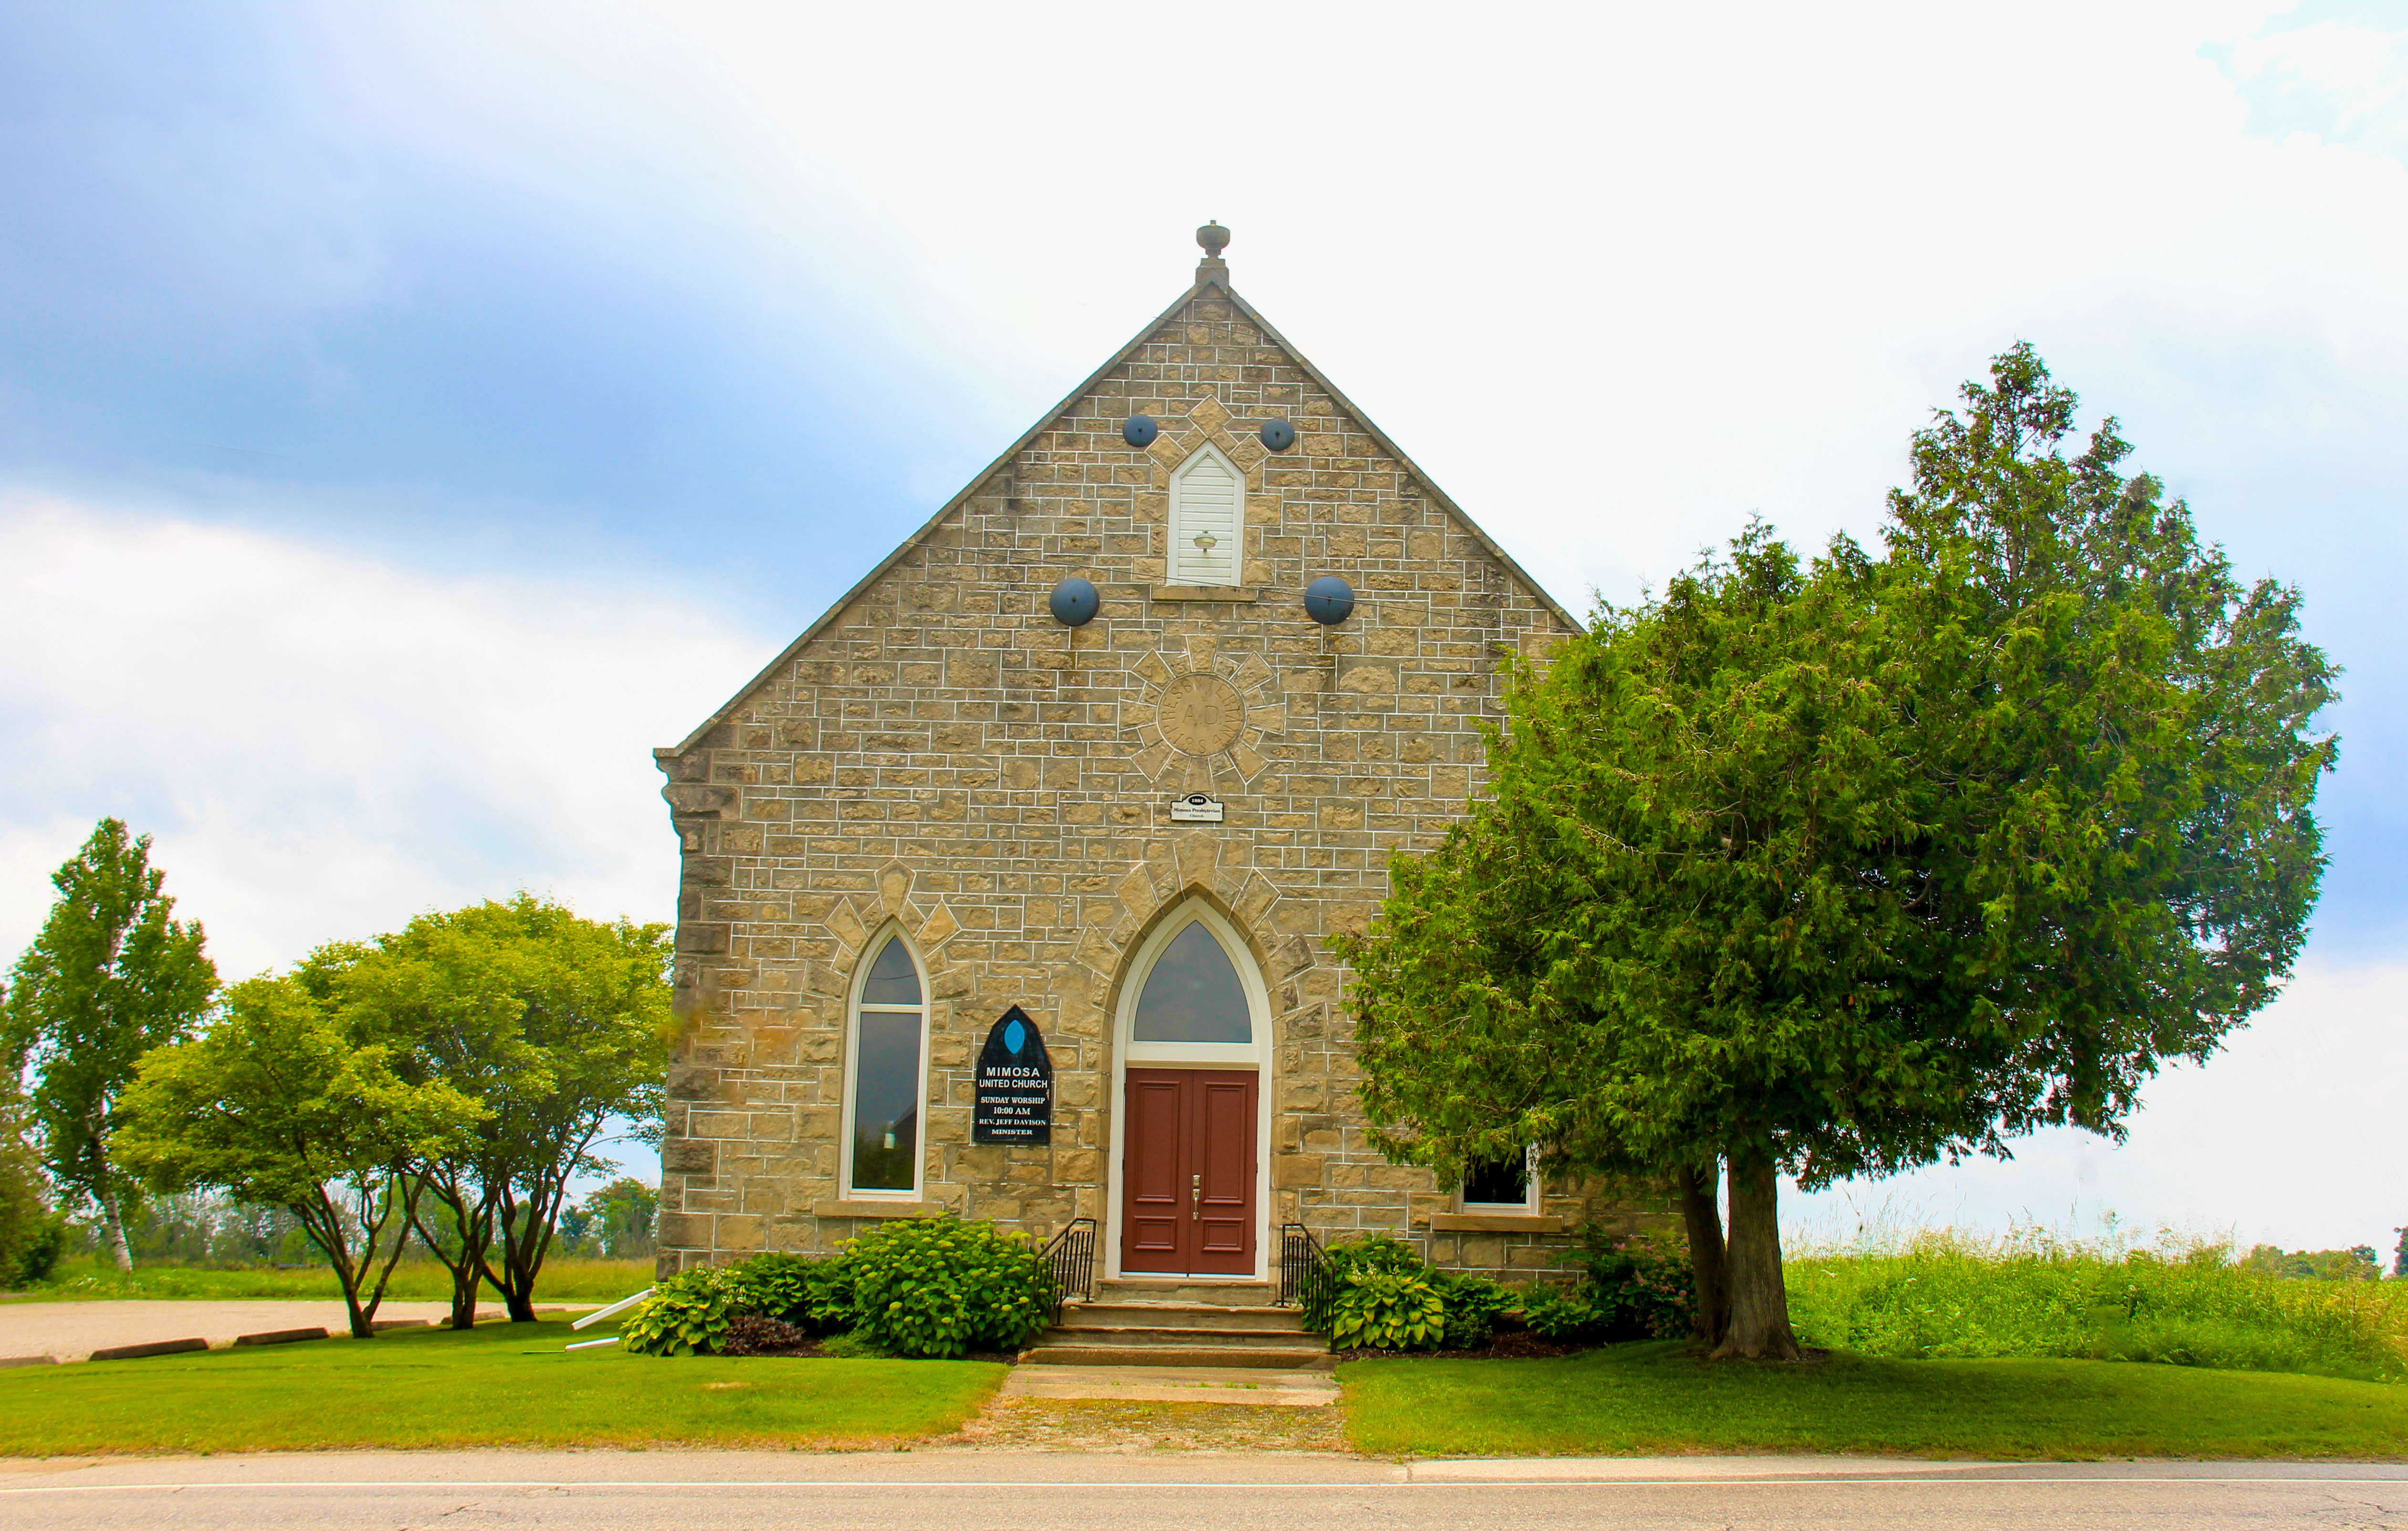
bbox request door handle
[1190,1173,1201,1216]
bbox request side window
[847,934,925,1196]
[1462,1146,1539,1212]
[1167,443,1243,586]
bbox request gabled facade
[653,230,1650,1283]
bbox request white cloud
[0,494,768,980]
[2224,15,2408,158]
[625,0,2408,605]
[1787,956,2408,1256]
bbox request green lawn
[0,1317,1005,1455]
[1342,1343,2408,1459]
[10,1258,655,1304]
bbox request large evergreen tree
[1338,346,2336,1357]
[1,820,216,1271]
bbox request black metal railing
[1278,1222,1332,1321]
[1038,1217,1097,1324]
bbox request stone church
[654,226,1640,1287]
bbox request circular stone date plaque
[1159,673,1245,756]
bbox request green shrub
[1558,1226,1696,1340]
[1323,1232,1427,1279]
[842,1216,1055,1359]
[1518,1282,1604,1341]
[798,1255,857,1331]
[1430,1269,1514,1349]
[726,1250,854,1333]
[1328,1267,1447,1351]
[1306,1235,1508,1351]
[1302,1233,1424,1335]
[724,1251,815,1321]
[7,1213,66,1288]
[620,1266,743,1356]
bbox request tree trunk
[101,1188,133,1273]
[449,1258,482,1330]
[1709,1155,1801,1361]
[305,1190,377,1340]
[502,1231,538,1323]
[489,1184,563,1322]
[409,1177,493,1330]
[1677,1161,1729,1349]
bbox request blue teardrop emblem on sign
[1004,1018,1026,1054]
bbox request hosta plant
[1327,1268,1447,1351]
[620,1265,743,1356]
[1517,1282,1604,1342]
[1430,1269,1515,1349]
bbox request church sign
[972,1005,1053,1145]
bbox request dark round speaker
[1304,575,1356,626]
[1048,576,1100,627]
[1122,415,1159,448]
[1259,418,1297,452]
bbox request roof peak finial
[1195,220,1230,285]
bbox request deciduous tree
[116,976,482,1336]
[1,819,215,1271]
[308,896,669,1323]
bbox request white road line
[4,1476,2407,1494]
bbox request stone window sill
[811,1199,943,1220]
[1429,1213,1566,1233]
[1151,584,1257,602]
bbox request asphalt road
[5,1451,2407,1529]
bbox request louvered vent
[1169,446,1242,586]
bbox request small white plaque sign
[1170,793,1226,823]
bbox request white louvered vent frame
[1167,443,1244,586]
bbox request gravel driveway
[0,1300,515,1362]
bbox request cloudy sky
[2,1,2400,1248]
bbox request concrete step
[1002,1364,1340,1407]
[1060,1302,1310,1333]
[1095,1278,1280,1307]
[1048,1325,1318,1349]
[1017,1342,1334,1371]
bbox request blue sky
[2,1,2402,1240]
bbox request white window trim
[838,925,931,1201]
[1106,898,1275,1279]
[1461,1143,1542,1214]
[1166,441,1245,587]
[1120,902,1270,1067]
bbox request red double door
[1121,1068,1257,1276]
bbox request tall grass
[1786,1223,2408,1384]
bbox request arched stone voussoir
[826,899,870,961]
[914,900,960,950]
[877,862,914,917]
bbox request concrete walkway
[0,1300,515,1362]
[998,1364,1340,1407]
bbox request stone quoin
[653,226,1663,1283]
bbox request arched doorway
[1106,899,1272,1279]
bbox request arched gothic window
[1131,919,1254,1044]
[846,933,926,1197]
[1167,443,1243,586]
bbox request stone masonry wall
[654,276,1656,1281]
